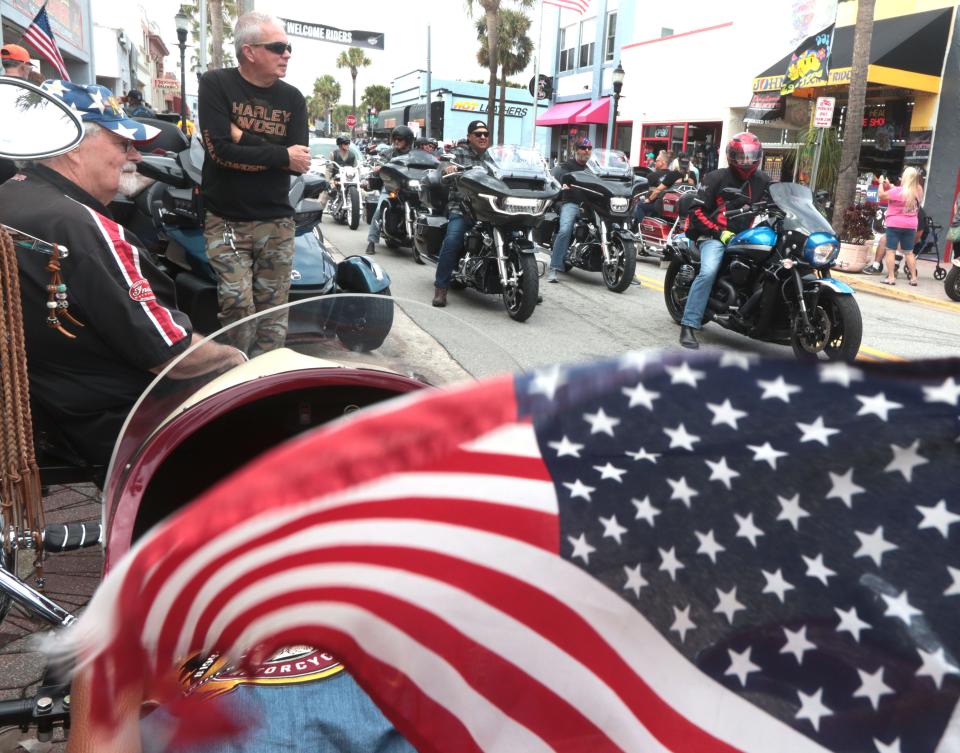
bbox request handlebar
[42,521,101,552]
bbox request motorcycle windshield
[587,148,632,180]
[483,144,551,181]
[769,182,835,236]
[102,294,524,564]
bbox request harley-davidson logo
[129,278,156,302]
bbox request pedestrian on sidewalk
[878,167,923,286]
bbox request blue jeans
[367,189,388,244]
[633,200,656,225]
[681,238,726,329]
[550,202,580,270]
[434,212,473,289]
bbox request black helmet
[415,137,430,147]
[391,125,415,146]
[336,135,350,146]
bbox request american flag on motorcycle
[67,352,960,752]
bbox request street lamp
[175,9,189,136]
[611,63,625,117]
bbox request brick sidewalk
[0,484,102,752]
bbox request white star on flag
[776,494,810,531]
[670,604,696,642]
[884,440,928,482]
[694,529,725,563]
[945,566,960,597]
[796,416,840,446]
[631,496,660,526]
[622,564,647,597]
[855,392,904,422]
[584,408,620,436]
[617,351,648,372]
[801,553,836,586]
[853,666,893,710]
[794,687,831,731]
[780,625,816,663]
[705,457,739,490]
[714,586,745,624]
[761,568,794,603]
[706,399,748,429]
[853,526,898,567]
[818,361,863,387]
[923,376,960,406]
[563,479,595,501]
[915,646,960,689]
[747,442,787,469]
[835,605,871,641]
[667,476,698,508]
[881,590,922,624]
[665,362,706,387]
[566,532,596,564]
[719,352,755,370]
[529,366,564,399]
[725,647,761,686]
[916,500,959,538]
[826,468,865,508]
[548,436,583,457]
[664,423,700,451]
[592,462,627,482]
[734,512,764,547]
[757,376,802,402]
[621,382,660,410]
[599,514,628,544]
[658,546,685,581]
[625,447,659,463]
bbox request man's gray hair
[234,12,284,58]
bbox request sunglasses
[253,41,292,55]
[472,132,490,139]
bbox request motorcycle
[326,160,362,230]
[663,182,863,361]
[415,144,559,322]
[947,257,960,302]
[373,149,442,263]
[534,148,638,293]
[111,125,393,352]
[633,183,698,261]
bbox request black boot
[679,326,699,349]
[365,241,376,255]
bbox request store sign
[744,92,785,123]
[451,99,529,118]
[814,97,835,127]
[527,74,552,100]
[153,78,179,90]
[9,0,85,51]
[781,25,833,95]
[280,18,384,50]
[904,130,932,165]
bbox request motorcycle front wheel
[945,266,960,302]
[502,251,538,322]
[348,187,360,230]
[603,235,638,293]
[791,293,862,362]
[663,260,688,324]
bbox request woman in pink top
[878,167,923,285]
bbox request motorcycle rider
[679,132,771,349]
[632,151,692,230]
[415,137,438,154]
[366,125,414,255]
[330,135,358,167]
[432,120,490,307]
[547,138,593,283]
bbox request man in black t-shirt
[199,12,309,356]
[631,152,692,228]
[546,138,593,283]
[0,81,245,467]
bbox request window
[579,18,595,68]
[558,25,576,72]
[604,12,617,62]
[661,27,674,37]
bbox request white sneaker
[862,261,882,275]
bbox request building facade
[1,0,94,82]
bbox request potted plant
[832,202,876,273]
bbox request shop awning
[574,97,611,124]
[752,6,953,94]
[536,100,589,126]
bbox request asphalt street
[318,218,960,376]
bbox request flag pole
[530,0,545,151]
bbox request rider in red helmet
[678,131,771,349]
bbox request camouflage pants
[204,212,295,356]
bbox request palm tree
[336,47,372,136]
[466,0,534,140]
[831,0,876,229]
[182,0,238,72]
[476,9,533,144]
[310,74,341,132]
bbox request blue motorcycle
[663,182,862,361]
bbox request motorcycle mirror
[0,79,83,160]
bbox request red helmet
[726,132,763,180]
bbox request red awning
[536,100,589,126]
[574,97,610,124]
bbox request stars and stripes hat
[40,80,160,143]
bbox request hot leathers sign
[280,18,384,50]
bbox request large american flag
[67,351,960,752]
[23,4,69,81]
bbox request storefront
[637,121,722,168]
[1,0,93,82]
[536,99,589,161]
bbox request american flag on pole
[543,0,592,15]
[65,351,960,751]
[23,4,70,81]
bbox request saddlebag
[415,214,448,258]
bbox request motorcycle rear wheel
[502,252,538,322]
[791,293,862,362]
[603,236,638,293]
[662,260,688,324]
[945,266,960,302]
[348,187,360,230]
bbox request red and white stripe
[67,379,828,752]
[23,9,69,80]
[80,203,187,346]
[544,0,592,15]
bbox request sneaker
[546,268,558,283]
[862,261,882,275]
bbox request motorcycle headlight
[343,168,357,180]
[803,232,840,267]
[407,179,421,190]
[500,197,545,214]
[610,197,630,214]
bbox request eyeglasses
[472,132,490,139]
[106,135,138,155]
[576,147,593,151]
[252,41,292,55]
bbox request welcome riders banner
[280,19,385,50]
[780,25,834,95]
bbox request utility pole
[199,0,207,71]
[425,25,432,141]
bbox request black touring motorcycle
[536,148,638,293]
[663,182,862,361]
[367,149,441,263]
[415,145,559,322]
